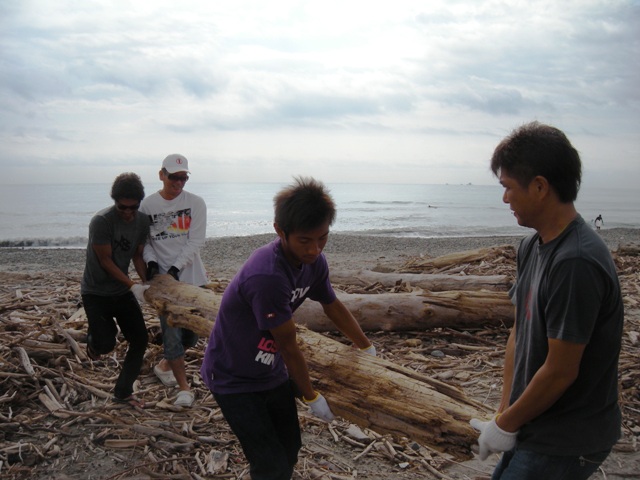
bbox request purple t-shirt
[200,238,337,394]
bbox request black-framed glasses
[116,202,140,211]
[167,172,189,182]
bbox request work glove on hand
[130,283,150,303]
[304,392,335,422]
[469,417,518,461]
[167,266,180,281]
[360,345,377,356]
[146,261,159,281]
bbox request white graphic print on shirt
[253,286,311,366]
[149,209,192,240]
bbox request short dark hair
[110,172,145,202]
[490,121,582,202]
[274,176,336,236]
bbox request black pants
[214,381,301,480]
[82,292,148,399]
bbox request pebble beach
[1,228,638,279]
[2,228,639,479]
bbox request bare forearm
[498,327,516,413]
[498,364,576,432]
[497,337,584,433]
[132,254,147,282]
[281,348,315,400]
[322,300,371,349]
[272,319,327,401]
[99,258,134,288]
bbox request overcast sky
[1,0,639,189]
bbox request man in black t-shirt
[470,122,624,480]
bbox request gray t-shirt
[509,215,623,455]
[81,206,150,296]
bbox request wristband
[360,344,377,356]
[303,392,319,403]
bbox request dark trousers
[82,292,148,399]
[214,381,302,480]
[492,448,611,480]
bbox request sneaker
[154,364,178,387]
[174,390,195,407]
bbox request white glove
[469,417,518,461]
[304,392,335,422]
[130,284,150,303]
[361,345,377,356]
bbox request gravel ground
[0,228,637,279]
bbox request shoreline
[1,228,637,279]
[0,232,531,250]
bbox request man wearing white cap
[139,154,208,408]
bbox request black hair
[490,121,582,202]
[110,172,145,202]
[274,176,336,236]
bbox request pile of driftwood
[1,243,639,479]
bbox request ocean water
[1,182,638,247]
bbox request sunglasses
[167,172,189,182]
[116,202,140,211]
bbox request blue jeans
[214,381,301,480]
[159,313,198,360]
[82,292,148,399]
[492,448,611,480]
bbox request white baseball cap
[162,154,190,174]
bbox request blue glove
[469,417,518,460]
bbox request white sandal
[154,364,178,387]
[174,390,195,407]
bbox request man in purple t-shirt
[201,177,375,480]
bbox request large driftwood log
[330,269,511,292]
[145,275,222,337]
[295,290,513,331]
[617,243,640,256]
[298,332,489,458]
[144,275,490,459]
[147,274,513,333]
[399,244,515,272]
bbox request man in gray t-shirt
[470,122,623,480]
[81,172,151,408]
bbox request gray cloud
[1,1,638,187]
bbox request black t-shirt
[509,215,623,455]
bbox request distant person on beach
[595,214,604,231]
[200,176,376,480]
[80,172,151,408]
[470,122,624,479]
[139,154,207,408]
